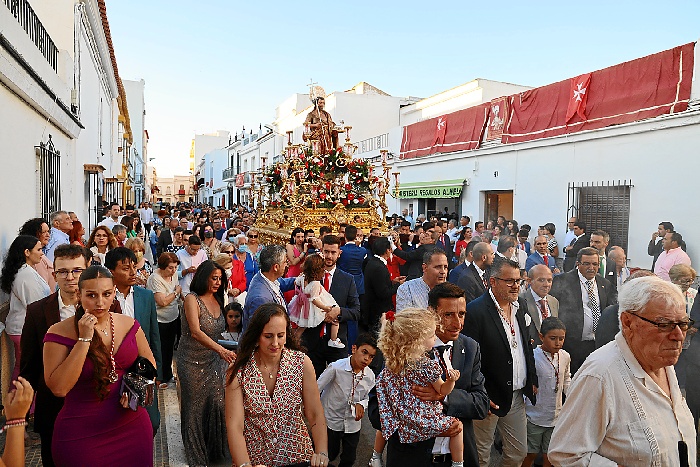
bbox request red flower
[341,199,349,206]
[320,193,327,200]
[347,193,354,200]
[358,196,365,204]
[385,311,396,322]
[344,183,352,190]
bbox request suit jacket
[517,241,531,256]
[525,252,558,273]
[243,273,295,331]
[464,293,538,416]
[132,286,163,432]
[155,229,174,258]
[594,304,620,349]
[563,234,590,272]
[393,244,437,280]
[441,335,489,466]
[648,238,664,270]
[599,256,618,293]
[302,268,360,376]
[338,243,370,295]
[520,290,560,345]
[361,256,398,329]
[550,270,617,364]
[435,233,454,267]
[456,263,488,305]
[19,292,121,433]
[448,262,469,285]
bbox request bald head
[528,264,553,297]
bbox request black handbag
[120,356,157,411]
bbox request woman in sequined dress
[179,260,236,466]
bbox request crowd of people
[0,201,696,467]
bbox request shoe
[369,457,383,467]
[327,338,346,349]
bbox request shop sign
[397,185,463,199]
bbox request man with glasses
[551,247,617,374]
[20,245,119,466]
[464,258,538,467]
[549,276,695,466]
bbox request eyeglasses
[55,268,85,278]
[221,250,234,254]
[248,235,258,238]
[493,277,526,287]
[625,312,694,332]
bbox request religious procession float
[251,86,399,245]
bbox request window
[567,181,633,252]
[179,184,185,190]
[36,135,61,219]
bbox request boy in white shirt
[524,317,571,467]
[317,333,377,467]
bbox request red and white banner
[484,97,510,141]
[503,42,695,144]
[566,73,591,123]
[400,103,489,159]
[235,173,245,188]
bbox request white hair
[617,275,685,319]
[235,233,247,244]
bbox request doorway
[484,191,513,224]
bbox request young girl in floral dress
[376,308,464,467]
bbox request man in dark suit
[464,258,538,467]
[337,225,370,299]
[563,220,590,272]
[520,265,560,345]
[448,240,478,285]
[156,217,178,258]
[20,245,121,467]
[392,223,438,280]
[456,241,494,305]
[648,221,674,270]
[302,235,361,378]
[590,229,617,292]
[435,220,454,267]
[361,237,405,331]
[550,247,618,374]
[105,248,163,435]
[382,282,489,467]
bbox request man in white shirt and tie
[521,265,560,345]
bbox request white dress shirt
[432,337,454,455]
[115,287,135,318]
[489,290,527,390]
[260,273,285,306]
[530,289,551,324]
[57,291,77,322]
[548,332,696,466]
[317,357,375,434]
[176,248,208,294]
[525,347,571,427]
[577,271,600,341]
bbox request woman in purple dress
[43,266,156,467]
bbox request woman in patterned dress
[225,303,329,467]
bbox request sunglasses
[248,235,258,238]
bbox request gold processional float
[251,85,400,245]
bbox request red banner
[235,173,244,188]
[566,73,592,123]
[503,42,695,144]
[401,103,489,159]
[484,97,510,141]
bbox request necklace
[543,349,560,392]
[95,326,108,336]
[348,367,365,407]
[257,354,277,380]
[106,313,118,383]
[496,306,517,349]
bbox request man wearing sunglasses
[549,276,695,466]
[20,245,121,466]
[550,247,617,374]
[464,257,538,467]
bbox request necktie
[543,255,549,267]
[538,299,549,319]
[433,345,451,379]
[323,272,330,291]
[586,280,600,331]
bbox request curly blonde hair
[378,308,437,374]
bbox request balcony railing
[4,0,58,71]
[222,166,236,181]
[134,174,143,185]
[356,133,389,154]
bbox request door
[484,191,513,224]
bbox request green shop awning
[396,179,465,199]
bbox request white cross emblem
[573,82,587,102]
[437,117,446,130]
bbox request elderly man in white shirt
[548,276,696,466]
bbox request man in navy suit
[563,221,590,272]
[525,235,560,273]
[302,235,361,378]
[456,242,494,305]
[105,247,163,435]
[590,230,617,292]
[243,244,295,331]
[337,225,370,299]
[550,247,617,374]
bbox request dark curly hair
[226,303,303,386]
[75,265,115,400]
[0,235,42,293]
[189,260,227,310]
[18,218,48,239]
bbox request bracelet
[239,462,252,467]
[77,337,92,342]
[319,452,329,458]
[0,420,27,434]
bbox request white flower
[353,199,359,204]
[524,314,532,327]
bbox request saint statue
[303,86,338,154]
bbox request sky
[107,0,700,177]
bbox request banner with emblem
[503,42,695,144]
[484,97,510,141]
[400,103,489,159]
